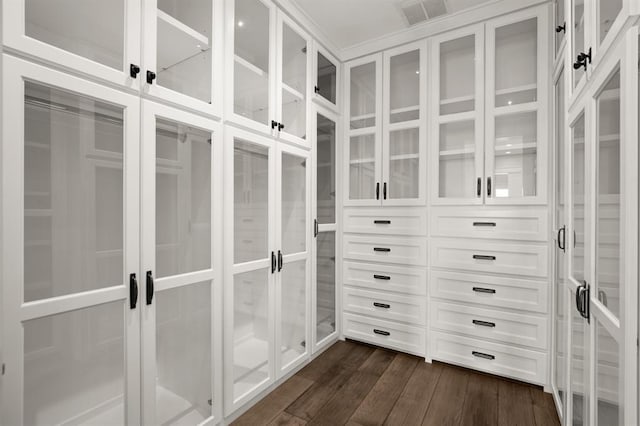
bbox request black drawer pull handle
[374,220,391,224]
[473,254,496,261]
[472,351,495,360]
[374,247,391,252]
[473,287,496,294]
[473,222,496,227]
[373,329,390,336]
[146,270,154,305]
[472,319,496,328]
[129,273,138,309]
[373,302,390,309]
[373,274,391,280]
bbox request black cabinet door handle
[383,182,387,200]
[277,250,283,272]
[146,70,156,84]
[278,123,284,131]
[557,226,566,252]
[314,219,318,237]
[373,329,390,336]
[374,220,391,224]
[130,64,140,78]
[271,120,278,129]
[129,273,138,309]
[373,302,390,309]
[555,23,566,33]
[473,287,496,294]
[376,182,380,200]
[472,351,495,360]
[373,274,391,280]
[374,247,391,252]
[477,177,481,197]
[487,177,492,197]
[314,85,320,94]
[473,222,496,227]
[472,319,496,328]
[271,251,277,274]
[473,254,496,261]
[146,270,154,305]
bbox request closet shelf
[439,146,475,158]
[349,158,375,165]
[440,94,474,106]
[495,83,537,96]
[26,141,51,151]
[390,153,419,161]
[390,105,419,115]
[350,113,375,122]
[157,10,210,71]
[494,142,537,155]
[234,55,267,78]
[282,82,304,105]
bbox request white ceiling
[290,0,493,49]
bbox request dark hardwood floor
[233,340,560,426]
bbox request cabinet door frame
[140,100,223,425]
[381,40,427,206]
[312,41,341,114]
[1,54,142,425]
[1,0,141,90]
[484,5,550,206]
[344,52,383,207]
[141,0,224,119]
[429,23,485,206]
[223,126,277,415]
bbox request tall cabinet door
[313,44,340,112]
[142,0,224,116]
[224,128,276,414]
[485,8,549,205]
[345,53,383,206]
[275,144,311,376]
[140,102,222,425]
[382,41,426,206]
[1,56,141,425]
[430,24,485,205]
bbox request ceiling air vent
[397,0,448,26]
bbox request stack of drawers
[342,208,427,356]
[429,207,550,385]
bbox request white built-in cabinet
[345,41,427,206]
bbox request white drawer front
[430,301,548,350]
[344,207,427,236]
[430,271,548,314]
[343,313,425,356]
[344,235,427,266]
[430,238,548,278]
[343,287,426,325]
[431,331,547,385]
[343,261,427,295]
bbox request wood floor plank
[384,361,443,426]
[421,364,470,426]
[357,348,397,376]
[497,380,536,426]
[460,372,499,426]
[297,340,363,382]
[349,353,420,426]
[268,412,308,426]
[530,388,561,426]
[233,376,314,426]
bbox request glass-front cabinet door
[314,46,339,111]
[430,25,484,205]
[142,0,223,116]
[140,102,222,425]
[485,9,548,205]
[382,42,426,206]
[571,0,587,89]
[345,54,382,206]
[1,56,142,425]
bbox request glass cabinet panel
[598,0,622,45]
[280,260,306,367]
[281,152,307,255]
[595,320,620,425]
[389,50,420,123]
[595,70,621,319]
[25,0,125,71]
[572,0,586,87]
[571,295,590,426]
[350,62,376,129]
[234,0,270,126]
[440,35,475,115]
[388,128,419,199]
[571,113,586,283]
[349,134,376,200]
[280,22,307,140]
[317,113,336,224]
[439,120,477,198]
[555,0,565,55]
[155,0,212,103]
[317,52,337,105]
[494,18,537,107]
[316,232,335,344]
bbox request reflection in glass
[317,52,337,104]
[572,114,586,282]
[280,260,306,367]
[389,128,419,199]
[389,50,420,123]
[599,0,622,43]
[316,232,336,343]
[281,23,307,139]
[24,82,124,302]
[317,114,336,224]
[349,134,376,200]
[156,119,211,278]
[156,281,212,423]
[281,153,306,255]
[439,120,476,198]
[440,35,475,115]
[350,62,376,129]
[595,321,620,426]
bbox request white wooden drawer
[431,331,547,385]
[343,287,426,325]
[430,238,548,278]
[343,261,426,295]
[430,301,548,350]
[343,313,425,356]
[343,208,427,236]
[430,207,548,241]
[430,271,548,314]
[344,235,427,266]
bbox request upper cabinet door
[142,0,223,117]
[227,0,277,135]
[345,54,383,206]
[382,41,426,206]
[430,25,485,205]
[313,44,340,112]
[2,0,141,89]
[276,14,312,147]
[485,8,549,205]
